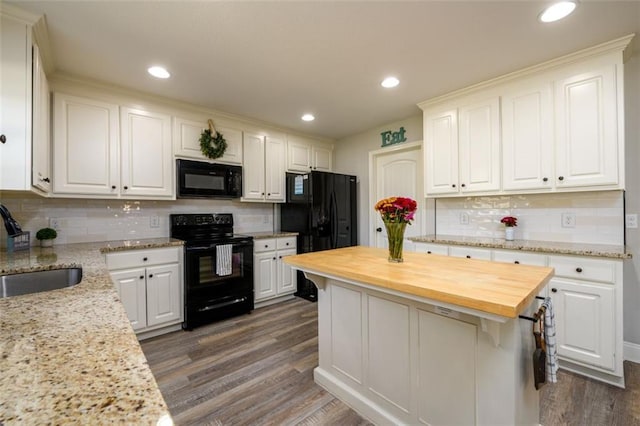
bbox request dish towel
[216,244,233,277]
[541,297,558,383]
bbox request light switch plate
[561,213,576,228]
[150,215,160,228]
[626,214,638,229]
[459,212,469,225]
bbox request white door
[32,44,51,192]
[265,136,286,202]
[254,252,277,301]
[111,268,147,330]
[145,263,182,327]
[242,132,265,200]
[277,248,297,295]
[424,108,458,195]
[370,141,423,251]
[312,145,333,171]
[120,107,173,198]
[287,136,312,172]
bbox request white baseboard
[624,341,640,364]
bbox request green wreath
[200,119,227,159]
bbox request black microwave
[177,159,242,198]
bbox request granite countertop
[409,234,631,259]
[249,231,298,239]
[0,238,182,424]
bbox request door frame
[368,140,423,247]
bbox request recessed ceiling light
[539,1,577,23]
[148,66,170,79]
[301,114,315,122]
[381,76,400,88]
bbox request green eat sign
[380,127,407,147]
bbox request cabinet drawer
[492,250,547,266]
[254,239,276,253]
[415,243,449,256]
[276,237,296,250]
[448,246,492,260]
[548,255,617,284]
[106,247,181,270]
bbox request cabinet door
[458,97,500,193]
[448,246,491,260]
[31,44,51,193]
[216,125,243,165]
[287,137,312,172]
[254,251,277,301]
[265,136,286,202]
[242,132,265,200]
[145,263,182,327]
[277,248,297,295]
[120,107,173,198]
[111,268,147,330]
[172,117,243,165]
[0,15,31,191]
[424,108,458,195]
[414,243,449,256]
[312,145,333,171]
[550,278,615,371]
[53,93,119,195]
[554,64,619,188]
[502,83,553,191]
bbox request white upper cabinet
[501,80,554,191]
[0,11,34,191]
[424,108,458,195]
[53,93,174,199]
[554,62,620,189]
[173,116,243,165]
[120,107,173,198]
[31,43,51,193]
[243,132,286,202]
[53,93,120,196]
[419,35,631,198]
[287,135,333,172]
[423,96,499,197]
[458,97,500,193]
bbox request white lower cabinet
[412,241,624,386]
[254,237,297,305]
[106,246,183,337]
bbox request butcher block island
[284,246,555,426]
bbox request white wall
[332,115,423,246]
[0,192,274,246]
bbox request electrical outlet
[49,218,61,230]
[459,212,469,225]
[561,213,576,228]
[149,215,160,228]
[626,214,638,229]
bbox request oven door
[183,239,254,328]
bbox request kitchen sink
[0,267,82,298]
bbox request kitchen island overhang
[284,246,555,426]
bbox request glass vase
[505,227,515,241]
[384,221,407,263]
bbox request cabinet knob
[461,183,466,188]
[42,177,51,183]
[279,255,282,259]
[261,192,265,196]
[576,267,583,273]
[273,257,276,260]
[143,257,148,261]
[376,227,382,232]
[427,251,432,254]
[148,274,153,278]
[285,242,289,246]
[452,184,456,188]
[267,193,271,196]
[542,177,548,182]
[551,288,558,293]
[558,176,564,181]
[264,244,269,248]
[514,261,520,264]
[111,185,116,190]
[124,186,129,190]
[466,255,471,259]
[0,134,6,144]
[139,275,144,280]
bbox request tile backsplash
[0,192,274,247]
[435,190,624,245]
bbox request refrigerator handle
[330,192,338,248]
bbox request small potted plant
[500,216,518,241]
[36,227,57,247]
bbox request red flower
[375,197,418,224]
[501,216,518,227]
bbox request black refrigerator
[280,171,357,301]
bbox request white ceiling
[7,1,640,140]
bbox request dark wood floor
[141,298,640,426]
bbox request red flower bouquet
[500,216,518,227]
[374,197,418,224]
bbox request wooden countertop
[284,246,554,318]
